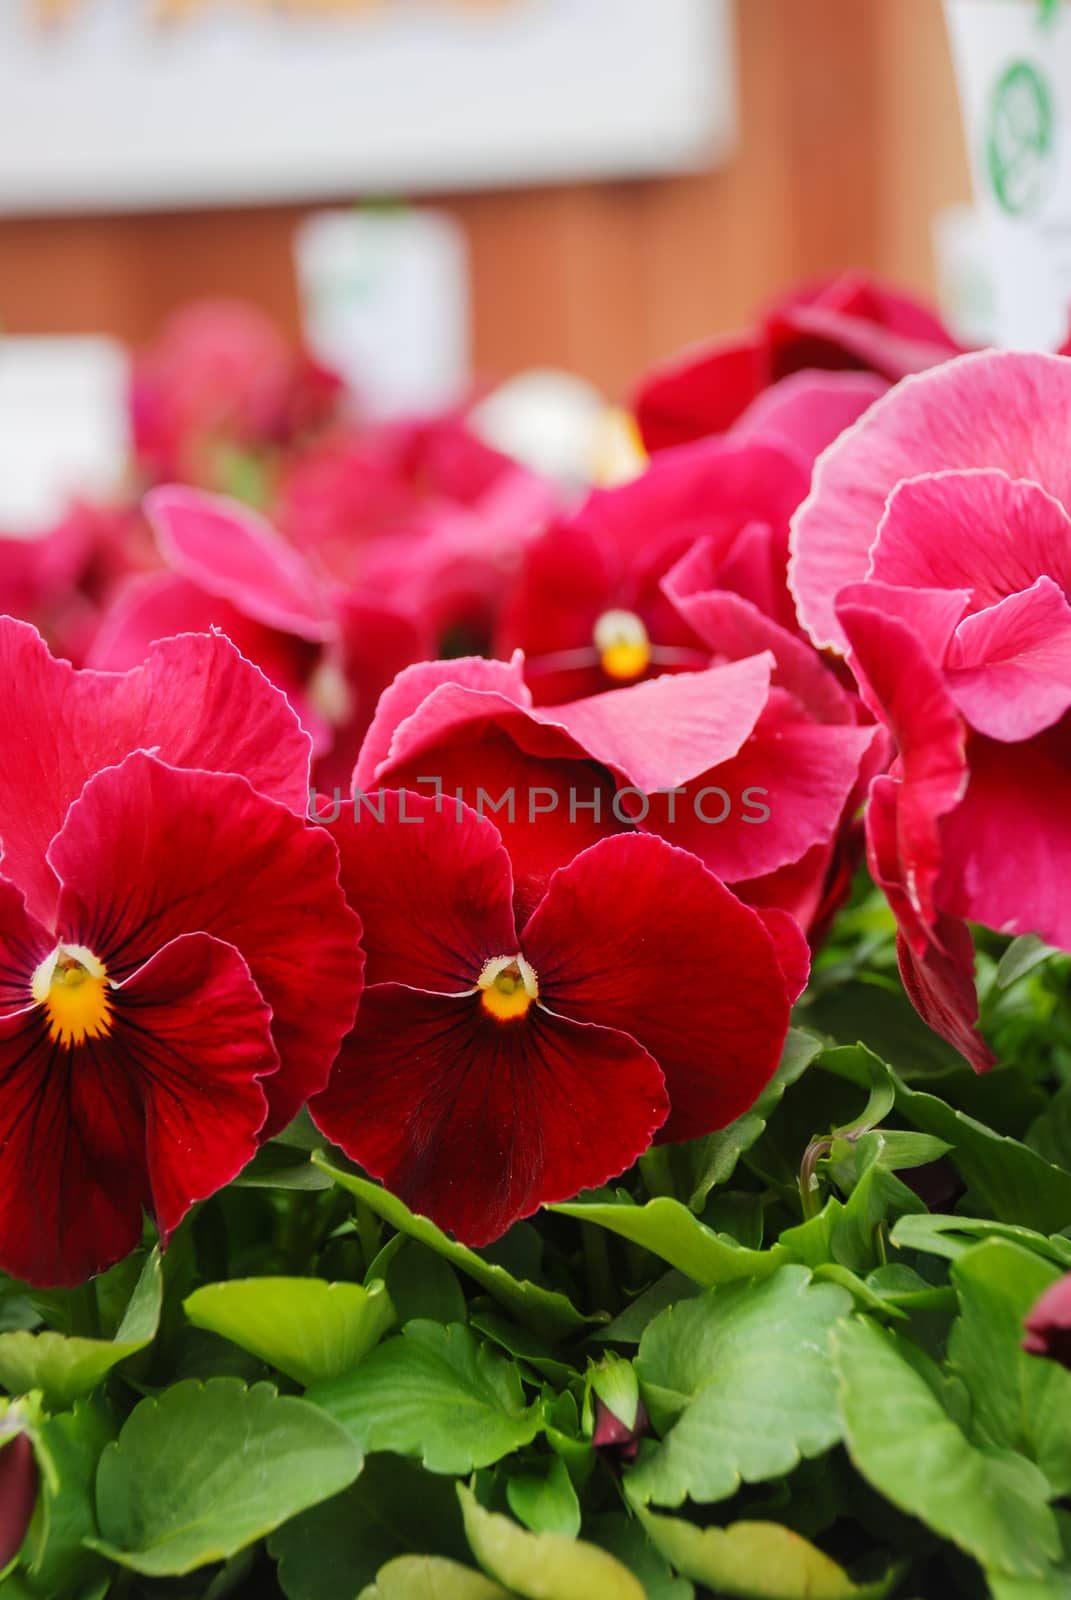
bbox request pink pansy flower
[309,794,799,1245]
[89,487,427,778]
[130,298,343,486]
[632,273,963,453]
[348,652,879,937]
[791,350,1071,1066]
[0,621,363,1284]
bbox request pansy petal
[330,791,517,990]
[632,333,769,452]
[0,618,312,924]
[946,577,1071,741]
[0,1006,147,1286]
[642,701,879,884]
[729,369,888,465]
[310,986,668,1245]
[0,879,50,1016]
[869,470,1071,608]
[897,920,995,1075]
[521,834,792,1141]
[838,594,967,933]
[48,752,363,1135]
[145,485,336,642]
[354,653,531,792]
[539,656,774,793]
[665,578,855,723]
[790,351,1071,651]
[941,730,1071,952]
[116,932,276,1238]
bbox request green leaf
[18,1400,112,1599]
[314,1160,587,1342]
[625,1267,852,1506]
[586,1514,694,1600]
[307,1322,541,1473]
[386,1245,468,1327]
[506,1456,580,1537]
[637,1507,898,1599]
[950,1239,1071,1496]
[357,1557,512,1600]
[89,1378,362,1577]
[231,1144,335,1191]
[184,1277,394,1387]
[894,1081,1071,1232]
[549,1196,786,1286]
[457,1484,644,1600]
[890,1213,1071,1269]
[270,1454,470,1600]
[833,1317,1061,1580]
[467,1315,575,1387]
[600,1272,701,1346]
[997,935,1057,990]
[0,1250,161,1407]
[647,1030,822,1208]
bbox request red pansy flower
[496,435,809,704]
[310,793,799,1245]
[633,273,964,453]
[0,621,363,1284]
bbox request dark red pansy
[1024,1274,1071,1370]
[0,750,363,1287]
[310,793,798,1245]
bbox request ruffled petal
[48,752,363,1135]
[0,618,312,924]
[521,834,792,1141]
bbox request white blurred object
[472,370,615,491]
[932,203,1001,345]
[944,0,1071,348]
[0,337,129,533]
[296,208,469,419]
[0,0,735,213]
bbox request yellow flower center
[593,609,651,682]
[478,954,538,1022]
[31,944,113,1047]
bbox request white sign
[0,338,129,533]
[0,0,735,214]
[944,0,1071,347]
[295,209,469,418]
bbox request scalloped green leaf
[637,1507,899,1599]
[184,1277,394,1387]
[357,1556,512,1600]
[307,1321,541,1474]
[549,1195,786,1286]
[457,1484,644,1600]
[506,1456,580,1538]
[890,1213,1071,1268]
[625,1267,852,1506]
[833,1317,1061,1580]
[88,1378,362,1577]
[0,1250,161,1407]
[16,1399,112,1599]
[313,1159,587,1342]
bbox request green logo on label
[986,59,1055,216]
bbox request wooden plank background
[0,0,971,398]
